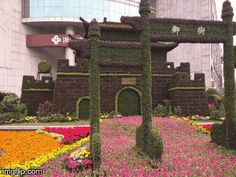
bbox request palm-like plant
[0,91,17,102]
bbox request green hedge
[57,72,172,77]
[168,87,205,91]
[22,88,53,92]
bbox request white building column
[65,26,75,66]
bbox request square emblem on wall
[121,78,136,85]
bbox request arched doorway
[76,97,90,120]
[116,87,141,116]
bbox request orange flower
[0,131,63,168]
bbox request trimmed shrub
[146,128,163,160]
[0,94,28,124]
[0,112,16,124]
[91,133,101,169]
[206,88,219,96]
[173,106,182,117]
[36,101,54,117]
[136,124,163,160]
[153,104,170,117]
[136,125,145,151]
[38,60,51,73]
[37,113,65,122]
[210,123,226,146]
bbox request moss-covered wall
[98,47,142,62]
[51,57,203,116]
[21,76,54,115]
[152,49,167,67]
[101,29,139,41]
[169,73,208,116]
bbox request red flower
[201,124,212,131]
[44,127,90,144]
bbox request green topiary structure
[206,88,219,96]
[136,0,163,160]
[210,123,226,146]
[76,97,90,120]
[91,133,101,169]
[88,19,101,169]
[38,60,51,74]
[221,1,236,150]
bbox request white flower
[197,26,206,35]
[172,25,181,35]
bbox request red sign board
[26,34,83,47]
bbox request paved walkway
[0,125,90,131]
[197,122,221,125]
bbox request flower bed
[36,116,236,176]
[0,131,63,168]
[43,127,90,144]
[0,127,90,177]
[86,117,236,176]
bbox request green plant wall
[101,30,139,41]
[98,48,142,61]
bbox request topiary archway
[76,97,90,120]
[116,87,141,116]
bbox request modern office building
[0,0,222,96]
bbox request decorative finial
[103,17,107,23]
[221,0,234,19]
[80,17,89,38]
[139,0,151,14]
[88,19,101,38]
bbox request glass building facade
[22,0,155,22]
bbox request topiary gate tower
[66,0,236,169]
[121,0,236,150]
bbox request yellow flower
[219,117,225,121]
[66,116,72,121]
[25,116,37,121]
